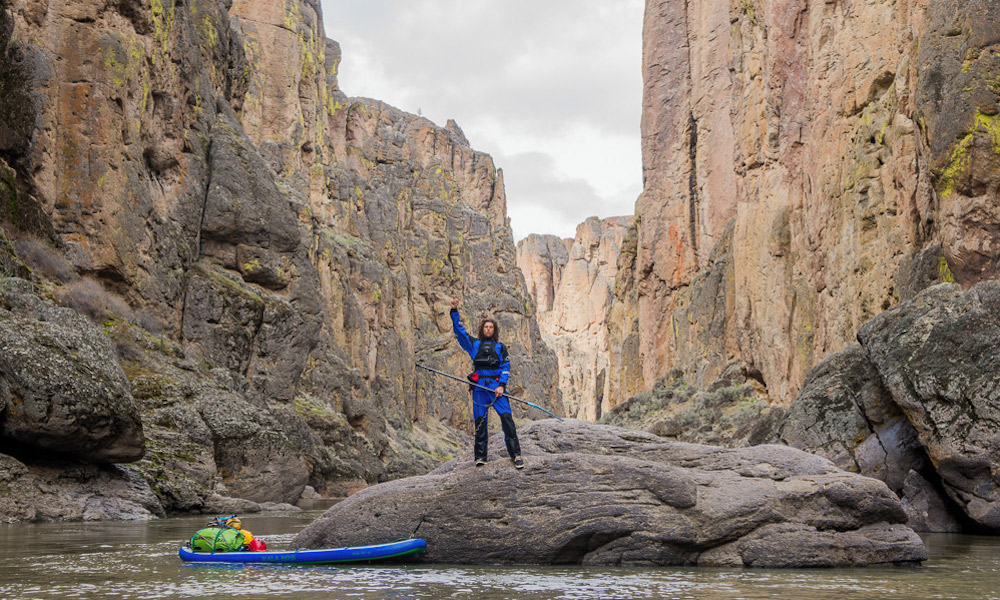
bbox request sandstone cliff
[0,0,558,520]
[609,0,1000,406]
[517,216,631,420]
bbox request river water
[1,505,997,600]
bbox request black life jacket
[473,340,505,370]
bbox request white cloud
[320,0,643,240]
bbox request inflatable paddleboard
[178,538,427,564]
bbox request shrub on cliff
[601,367,780,447]
[57,278,134,323]
[13,237,75,281]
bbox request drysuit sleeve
[498,342,511,387]
[451,309,475,357]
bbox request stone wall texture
[609,0,1000,406]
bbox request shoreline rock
[291,420,927,567]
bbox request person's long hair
[478,318,499,342]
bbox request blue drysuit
[451,309,521,461]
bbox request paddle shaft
[416,363,563,420]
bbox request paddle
[416,363,564,420]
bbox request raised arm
[450,298,475,356]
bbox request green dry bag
[190,527,246,552]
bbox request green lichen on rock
[938,255,956,283]
[149,0,176,66]
[975,109,1000,154]
[241,258,261,274]
[191,262,266,306]
[293,394,346,428]
[197,13,219,53]
[100,34,142,89]
[121,360,177,403]
[935,109,1000,198]
[936,132,974,198]
[324,230,372,259]
[961,47,982,73]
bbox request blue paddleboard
[178,538,427,564]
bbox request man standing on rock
[450,298,524,469]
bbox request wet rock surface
[292,421,926,567]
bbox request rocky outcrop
[771,344,961,532]
[608,0,1000,407]
[858,282,1000,531]
[292,420,926,567]
[0,0,558,520]
[0,453,163,523]
[517,217,631,420]
[764,281,1000,533]
[606,279,1000,533]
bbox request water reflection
[0,511,997,600]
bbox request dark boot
[474,416,489,462]
[499,412,521,459]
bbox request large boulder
[772,345,962,532]
[0,278,144,463]
[858,282,1000,531]
[292,420,926,567]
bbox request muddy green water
[1,506,997,600]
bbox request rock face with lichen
[517,216,631,420]
[0,0,558,521]
[769,342,962,533]
[608,0,1000,408]
[856,282,1000,532]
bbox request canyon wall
[517,216,631,420]
[0,0,558,520]
[610,0,1000,406]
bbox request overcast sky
[320,1,644,241]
